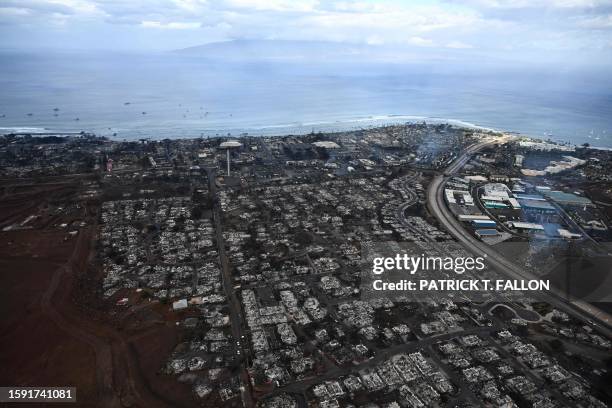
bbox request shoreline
[0,116,583,148]
[1,115,500,135]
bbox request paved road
[207,168,255,408]
[426,136,612,338]
[276,325,499,394]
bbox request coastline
[0,115,499,135]
[0,114,583,148]
[0,115,612,151]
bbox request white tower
[219,140,242,177]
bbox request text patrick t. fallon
[372,279,550,292]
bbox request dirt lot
[0,229,101,406]
[0,180,197,407]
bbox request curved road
[426,136,612,338]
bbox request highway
[426,136,612,338]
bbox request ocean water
[1,51,611,146]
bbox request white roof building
[172,299,189,310]
[558,229,581,239]
[506,222,544,231]
[312,141,340,149]
[219,140,242,148]
[483,183,511,199]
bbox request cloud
[577,14,612,28]
[0,7,32,18]
[0,0,610,58]
[171,0,208,12]
[408,36,435,47]
[141,20,201,29]
[223,0,319,12]
[458,0,612,8]
[446,40,473,48]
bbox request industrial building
[458,214,491,221]
[475,229,500,238]
[542,191,594,207]
[464,175,488,183]
[506,221,545,232]
[515,194,546,201]
[472,219,497,228]
[481,183,521,209]
[517,198,556,213]
[445,189,474,205]
[484,201,508,209]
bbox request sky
[0,0,611,65]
